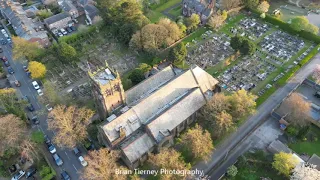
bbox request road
[0,33,83,179]
[192,52,320,179]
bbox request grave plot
[186,33,234,69]
[229,17,271,41]
[259,30,305,65]
[217,56,277,93]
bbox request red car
[1,56,7,62]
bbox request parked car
[8,66,14,74]
[22,95,30,102]
[31,116,39,125]
[315,91,320,98]
[0,47,3,53]
[27,104,34,111]
[70,26,76,31]
[25,167,37,178]
[73,147,81,156]
[1,56,7,62]
[72,19,78,24]
[48,143,56,154]
[4,61,10,67]
[52,154,63,166]
[66,27,72,33]
[0,38,7,45]
[44,135,51,145]
[11,170,25,180]
[45,104,53,111]
[14,80,21,87]
[37,89,43,96]
[61,171,71,180]
[1,29,6,34]
[32,81,40,90]
[78,156,88,167]
[23,65,28,72]
[60,28,67,35]
[57,32,63,37]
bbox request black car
[4,61,9,67]
[25,167,37,178]
[44,135,51,145]
[31,116,39,125]
[27,103,34,111]
[61,171,71,180]
[66,27,72,33]
[0,47,3,53]
[70,26,76,31]
[0,38,6,45]
[22,95,30,102]
[7,66,14,74]
[73,147,81,156]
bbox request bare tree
[148,148,189,180]
[221,0,242,10]
[81,149,128,180]
[20,138,40,162]
[229,89,257,120]
[0,114,27,156]
[48,105,95,148]
[214,111,234,136]
[202,93,231,116]
[291,163,320,180]
[208,10,228,29]
[312,64,320,84]
[282,93,311,127]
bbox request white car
[1,29,6,34]
[60,28,67,35]
[46,104,53,111]
[11,170,25,180]
[32,81,40,90]
[78,156,88,167]
[37,89,43,96]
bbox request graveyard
[185,14,317,100]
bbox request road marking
[72,164,78,172]
[65,152,70,160]
[36,102,41,108]
[39,126,44,133]
[28,87,31,92]
[32,94,36,100]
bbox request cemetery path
[192,52,320,179]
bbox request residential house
[91,65,220,169]
[308,154,320,170]
[58,0,79,18]
[182,0,215,24]
[0,0,50,47]
[44,12,71,30]
[84,4,100,25]
[41,0,58,5]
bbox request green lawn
[168,6,182,18]
[146,11,165,23]
[182,27,208,44]
[289,125,320,156]
[152,0,181,12]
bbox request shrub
[286,126,298,137]
[227,165,238,177]
[297,126,310,140]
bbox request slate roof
[308,154,320,170]
[84,4,99,21]
[267,140,292,154]
[44,12,70,25]
[59,1,76,13]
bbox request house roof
[44,12,70,25]
[308,154,320,170]
[84,4,98,20]
[267,140,292,154]
[120,132,155,163]
[100,65,218,146]
[58,0,77,13]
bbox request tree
[227,165,238,177]
[12,36,43,61]
[208,10,228,29]
[41,81,61,105]
[184,14,200,31]
[272,152,299,177]
[20,138,40,162]
[214,111,234,136]
[180,124,214,161]
[257,1,270,13]
[239,39,256,55]
[58,42,77,61]
[158,18,182,44]
[291,163,320,180]
[148,148,189,180]
[168,42,187,65]
[28,61,47,79]
[282,93,311,127]
[48,105,95,148]
[312,65,320,84]
[244,0,259,9]
[290,17,319,34]
[138,63,152,73]
[82,148,128,180]
[229,89,256,119]
[230,35,244,50]
[221,0,242,10]
[129,68,145,85]
[36,9,53,20]
[203,93,231,115]
[0,88,27,118]
[0,114,26,157]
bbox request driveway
[192,52,320,179]
[0,31,84,179]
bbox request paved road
[192,52,320,179]
[0,32,83,179]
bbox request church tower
[88,64,125,120]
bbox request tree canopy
[184,14,200,31]
[230,36,256,55]
[229,89,257,118]
[168,42,187,65]
[129,68,145,85]
[290,16,319,35]
[244,0,259,9]
[257,1,270,13]
[0,88,27,118]
[208,10,228,29]
[180,124,214,161]
[28,61,47,79]
[58,42,77,61]
[12,36,43,61]
[221,0,242,10]
[48,105,95,148]
[272,152,299,177]
[291,163,320,180]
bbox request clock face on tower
[113,84,120,92]
[105,89,112,96]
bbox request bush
[286,126,298,137]
[297,126,310,140]
[227,165,238,177]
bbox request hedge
[248,8,320,44]
[59,25,97,44]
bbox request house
[44,12,71,30]
[84,4,100,25]
[58,0,79,18]
[91,65,220,169]
[0,0,50,47]
[308,154,320,170]
[182,0,215,24]
[267,140,292,154]
[41,0,57,5]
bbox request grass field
[168,6,182,18]
[151,0,181,12]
